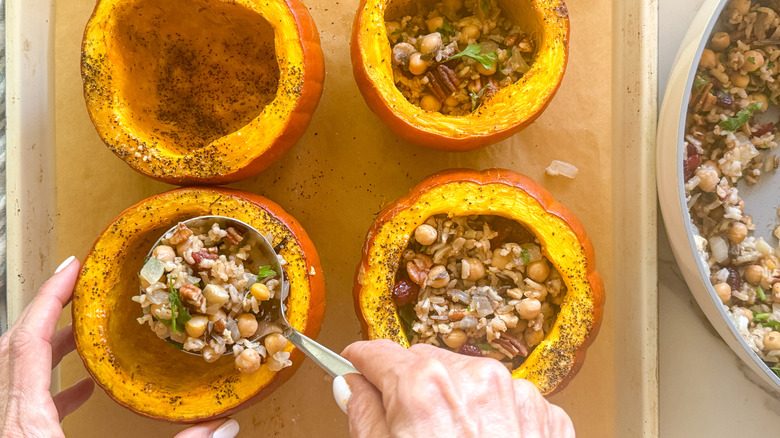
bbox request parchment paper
[54,0,616,435]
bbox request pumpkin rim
[350,0,570,151]
[352,168,604,394]
[72,187,326,422]
[81,0,325,185]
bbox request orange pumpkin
[351,0,569,151]
[72,187,325,422]
[82,0,325,184]
[353,169,603,394]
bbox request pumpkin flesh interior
[357,180,595,393]
[73,190,315,421]
[358,0,565,137]
[110,0,280,154]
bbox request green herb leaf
[477,341,497,351]
[435,18,455,38]
[765,320,780,331]
[469,87,488,111]
[770,61,776,69]
[420,245,429,252]
[257,265,277,280]
[758,286,767,301]
[719,102,762,131]
[521,248,530,265]
[167,280,191,334]
[755,313,771,322]
[693,74,710,91]
[749,56,756,63]
[771,366,780,377]
[481,0,490,13]
[448,44,498,70]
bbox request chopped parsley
[435,18,455,38]
[771,367,780,377]
[167,280,191,334]
[448,44,498,70]
[758,285,767,301]
[477,341,497,351]
[755,313,771,322]
[481,0,491,13]
[749,56,756,63]
[521,248,531,265]
[469,87,488,111]
[719,102,762,132]
[693,74,710,91]
[257,265,277,280]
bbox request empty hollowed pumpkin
[72,188,325,422]
[82,0,324,184]
[351,0,569,151]
[353,169,603,394]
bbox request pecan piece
[689,82,717,113]
[492,332,529,358]
[191,249,218,272]
[212,317,227,335]
[179,283,207,314]
[168,223,193,245]
[449,310,465,322]
[225,227,244,245]
[517,36,535,53]
[406,253,433,286]
[503,33,519,47]
[426,65,461,101]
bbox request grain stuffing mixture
[393,215,566,368]
[388,0,535,115]
[134,220,292,374]
[685,0,780,374]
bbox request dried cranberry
[489,217,534,248]
[392,279,420,306]
[715,90,733,109]
[457,344,483,357]
[726,266,744,291]
[753,123,775,137]
[684,144,700,181]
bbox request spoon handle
[286,329,360,378]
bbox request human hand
[174,418,240,438]
[337,339,574,438]
[0,256,95,437]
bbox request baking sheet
[6,0,656,435]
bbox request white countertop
[659,0,780,435]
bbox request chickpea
[153,245,176,263]
[209,309,227,322]
[427,17,444,33]
[420,95,443,112]
[235,348,262,374]
[185,315,209,338]
[710,32,731,51]
[750,93,768,111]
[742,50,764,72]
[736,307,753,320]
[427,265,451,288]
[460,25,481,43]
[414,224,438,245]
[696,167,719,192]
[524,327,545,347]
[764,331,780,351]
[713,282,732,303]
[265,333,289,356]
[442,0,463,12]
[237,314,259,338]
[476,62,497,76]
[728,221,748,244]
[250,283,272,301]
[699,49,717,69]
[772,283,780,302]
[151,303,172,320]
[202,346,222,363]
[203,284,229,307]
[703,160,722,177]
[517,298,542,320]
[443,329,468,349]
[730,72,750,88]
[744,264,764,286]
[408,53,429,76]
[444,96,460,107]
[386,21,402,42]
[491,251,510,270]
[462,258,486,281]
[730,0,751,15]
[527,260,551,283]
[420,33,443,54]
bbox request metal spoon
[143,215,358,377]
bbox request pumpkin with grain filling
[72,188,325,422]
[351,0,569,151]
[82,0,324,184]
[353,169,603,394]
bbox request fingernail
[333,375,352,414]
[211,419,239,438]
[54,256,76,274]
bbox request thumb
[174,418,239,438]
[340,374,390,438]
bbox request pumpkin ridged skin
[353,169,604,394]
[351,0,569,151]
[82,0,325,185]
[72,188,325,422]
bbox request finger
[343,374,391,438]
[512,379,552,438]
[342,340,412,391]
[18,257,79,342]
[51,324,77,367]
[173,418,239,438]
[547,403,575,438]
[53,377,94,421]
